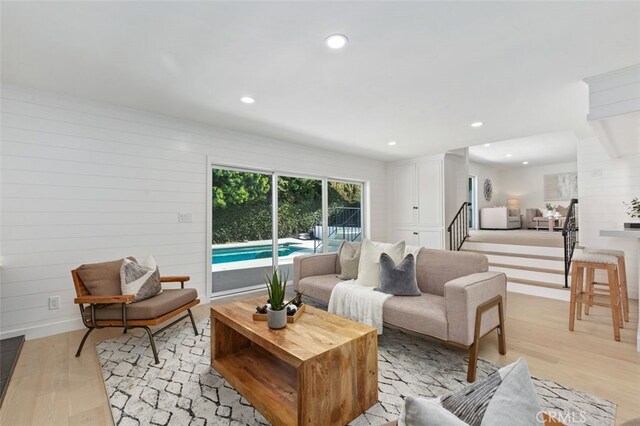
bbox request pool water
[212,243,313,264]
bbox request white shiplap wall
[0,85,388,339]
[577,136,640,299]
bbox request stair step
[507,277,569,290]
[462,241,564,257]
[490,264,566,285]
[489,263,566,275]
[462,249,563,261]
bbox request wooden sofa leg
[467,295,505,383]
[467,342,479,382]
[143,326,160,364]
[75,327,95,357]
[497,298,506,355]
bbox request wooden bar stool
[583,248,629,323]
[569,253,622,341]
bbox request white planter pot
[267,308,287,329]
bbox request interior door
[392,163,416,226]
[416,160,442,227]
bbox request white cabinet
[391,228,443,249]
[391,159,442,228]
[388,152,466,250]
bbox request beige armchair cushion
[76,257,135,297]
[84,288,197,321]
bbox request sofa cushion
[415,249,488,296]
[298,274,342,303]
[357,238,406,287]
[84,288,197,321]
[383,293,448,340]
[76,257,135,297]
[337,241,361,280]
[376,253,420,296]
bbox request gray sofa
[293,246,507,382]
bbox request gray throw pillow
[375,253,421,296]
[337,241,360,280]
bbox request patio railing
[313,207,362,253]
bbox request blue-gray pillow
[375,253,421,296]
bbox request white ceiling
[468,131,577,169]
[2,1,639,160]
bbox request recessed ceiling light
[326,34,348,49]
[506,153,512,157]
[240,96,255,104]
[523,161,529,165]
[484,143,490,147]
[388,141,397,146]
[471,121,484,128]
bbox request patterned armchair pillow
[399,358,544,426]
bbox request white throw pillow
[399,396,468,426]
[120,255,162,302]
[356,238,406,287]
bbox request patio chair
[72,258,200,364]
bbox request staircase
[461,236,571,300]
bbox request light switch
[178,212,193,223]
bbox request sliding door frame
[207,159,368,298]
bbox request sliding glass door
[276,175,322,279]
[326,180,363,252]
[212,168,275,293]
[211,167,364,295]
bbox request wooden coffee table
[210,297,378,426]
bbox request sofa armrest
[444,271,506,346]
[293,253,338,292]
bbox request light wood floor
[1,292,638,425]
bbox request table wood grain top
[211,296,377,365]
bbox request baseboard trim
[0,318,86,341]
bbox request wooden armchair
[72,261,200,364]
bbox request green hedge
[213,200,322,244]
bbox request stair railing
[447,202,469,251]
[561,198,579,288]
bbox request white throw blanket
[328,280,391,334]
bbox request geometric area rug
[97,317,616,426]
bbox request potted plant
[545,203,555,218]
[624,197,640,228]
[264,269,290,329]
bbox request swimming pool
[212,243,313,264]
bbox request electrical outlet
[178,212,193,223]
[48,296,61,310]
